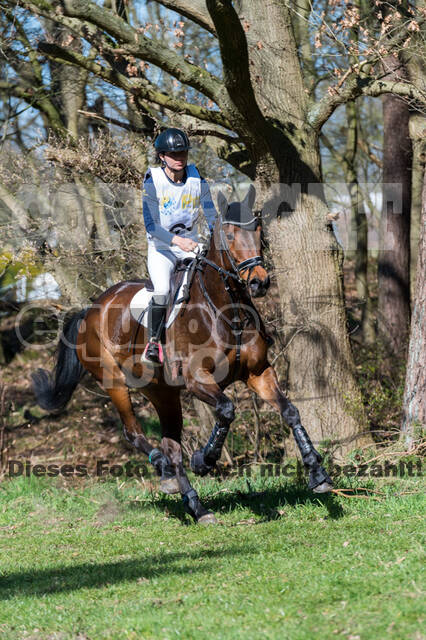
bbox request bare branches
[309,72,426,131]
[154,0,216,35]
[0,80,66,137]
[16,0,223,102]
[37,41,230,128]
[78,109,148,134]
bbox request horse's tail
[31,308,89,412]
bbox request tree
[401,167,426,446]
[2,0,426,453]
[377,2,413,359]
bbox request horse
[32,186,332,524]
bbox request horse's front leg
[247,365,333,493]
[185,370,235,477]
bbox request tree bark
[401,169,426,446]
[378,56,412,358]
[232,0,371,455]
[409,116,426,302]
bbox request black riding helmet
[154,128,191,153]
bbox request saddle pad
[129,264,193,329]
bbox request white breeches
[147,236,199,304]
[147,245,177,303]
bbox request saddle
[128,256,199,331]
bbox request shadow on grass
[150,481,345,523]
[0,545,253,600]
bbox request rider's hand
[172,236,198,252]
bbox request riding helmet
[154,128,191,153]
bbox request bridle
[130,205,267,360]
[197,211,264,286]
[189,210,268,365]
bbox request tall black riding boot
[142,299,168,365]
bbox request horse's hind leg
[143,387,181,495]
[247,365,333,493]
[80,338,174,477]
[147,388,216,524]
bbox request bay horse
[32,186,332,523]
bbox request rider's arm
[200,178,218,233]
[142,173,175,246]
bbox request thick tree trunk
[409,115,426,303]
[236,0,372,456]
[264,183,371,457]
[401,169,426,446]
[378,57,412,357]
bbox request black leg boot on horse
[189,383,235,477]
[246,365,333,493]
[142,296,168,365]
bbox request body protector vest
[149,164,201,236]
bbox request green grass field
[0,472,424,640]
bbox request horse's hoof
[159,477,180,494]
[197,512,217,525]
[313,481,333,493]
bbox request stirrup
[141,339,164,365]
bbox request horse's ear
[217,190,228,216]
[244,184,256,210]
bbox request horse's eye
[226,233,233,241]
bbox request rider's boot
[141,297,168,365]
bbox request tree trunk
[344,100,375,344]
[265,188,370,457]
[237,1,371,456]
[401,169,426,447]
[409,115,426,303]
[378,57,412,357]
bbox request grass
[0,472,424,640]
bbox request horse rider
[141,127,218,365]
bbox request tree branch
[17,0,223,102]
[153,0,216,35]
[1,8,44,84]
[77,109,147,133]
[309,74,426,131]
[186,127,239,143]
[205,136,254,178]
[0,80,66,136]
[309,11,426,130]
[364,78,426,103]
[205,0,270,145]
[37,41,231,128]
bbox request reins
[192,214,264,364]
[129,212,266,366]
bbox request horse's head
[216,185,270,298]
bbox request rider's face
[161,150,188,171]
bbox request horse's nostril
[250,278,261,288]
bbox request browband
[222,217,259,231]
